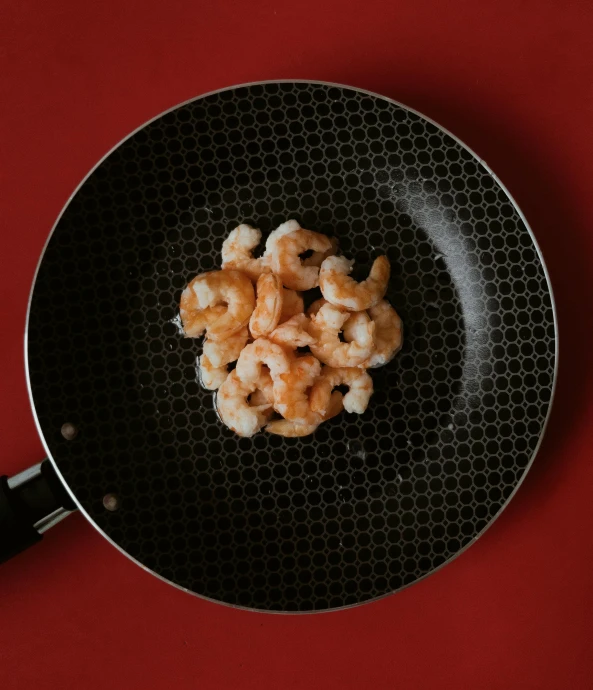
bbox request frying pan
[0,81,557,612]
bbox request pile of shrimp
[179,219,403,438]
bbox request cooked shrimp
[268,314,316,349]
[306,297,327,317]
[198,354,229,390]
[274,355,321,424]
[263,219,302,257]
[279,289,304,323]
[235,337,292,385]
[179,299,225,337]
[307,302,375,367]
[302,236,339,267]
[270,227,333,291]
[249,369,275,423]
[202,327,249,369]
[249,273,283,338]
[186,269,255,341]
[319,255,390,311]
[310,366,373,416]
[249,388,272,407]
[266,391,343,437]
[198,327,249,391]
[249,368,274,406]
[221,224,269,281]
[216,370,274,437]
[344,300,403,368]
[265,221,337,271]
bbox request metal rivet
[61,423,78,440]
[103,493,119,511]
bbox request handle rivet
[60,423,78,440]
[103,494,119,512]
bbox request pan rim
[24,79,559,614]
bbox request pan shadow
[345,77,589,499]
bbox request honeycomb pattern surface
[27,82,556,611]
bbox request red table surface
[1,1,593,688]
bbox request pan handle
[0,460,76,563]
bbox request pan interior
[27,82,555,611]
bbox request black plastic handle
[0,460,76,563]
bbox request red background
[1,1,592,688]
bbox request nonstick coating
[26,82,556,611]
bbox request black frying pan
[0,81,557,612]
